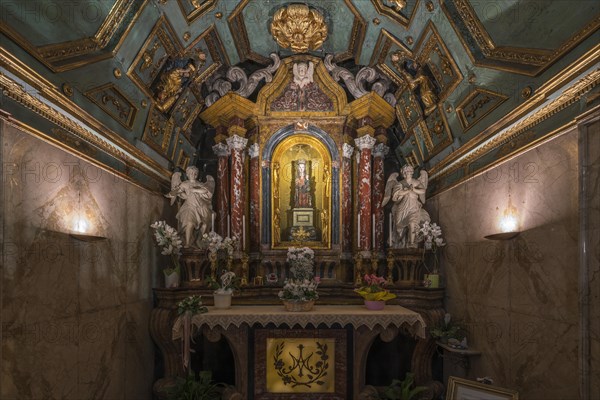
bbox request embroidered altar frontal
[255,329,347,399]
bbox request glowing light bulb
[499,197,518,233]
[73,217,89,233]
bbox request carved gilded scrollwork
[270,4,328,53]
[84,83,138,130]
[456,88,508,131]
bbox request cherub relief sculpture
[270,61,333,112]
[293,61,314,89]
[382,164,431,248]
[166,166,215,248]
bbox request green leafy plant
[177,295,208,316]
[382,372,428,400]
[168,371,223,400]
[430,313,463,343]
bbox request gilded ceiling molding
[270,4,328,53]
[430,43,600,175]
[431,67,600,181]
[369,0,421,28]
[176,0,218,24]
[84,83,138,130]
[455,88,508,131]
[1,0,146,72]
[442,0,600,75]
[0,48,170,184]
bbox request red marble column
[248,143,260,252]
[212,142,229,237]
[226,135,248,251]
[372,143,389,254]
[342,143,354,253]
[354,134,376,252]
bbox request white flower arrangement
[200,232,238,256]
[207,270,239,294]
[279,246,319,302]
[150,220,182,275]
[286,246,315,281]
[418,221,446,273]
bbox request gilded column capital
[354,134,377,151]
[373,143,389,158]
[248,143,260,158]
[212,142,230,157]
[226,134,248,151]
[342,143,354,159]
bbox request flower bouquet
[206,270,240,309]
[150,220,183,288]
[278,247,319,311]
[200,232,238,256]
[355,274,397,310]
[418,221,446,288]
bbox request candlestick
[388,213,392,247]
[242,215,246,251]
[211,212,215,233]
[227,214,231,238]
[372,213,375,248]
[357,214,361,249]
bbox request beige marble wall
[429,128,588,399]
[0,121,169,399]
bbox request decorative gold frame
[446,376,518,400]
[369,0,421,28]
[441,0,600,76]
[0,0,148,72]
[455,87,508,131]
[270,134,332,249]
[83,83,138,130]
[176,0,217,24]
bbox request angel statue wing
[165,171,182,205]
[381,172,399,207]
[418,169,428,204]
[204,175,216,196]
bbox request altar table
[171,305,427,399]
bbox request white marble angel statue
[166,166,215,248]
[382,164,431,248]
[293,61,314,89]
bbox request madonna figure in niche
[294,159,312,208]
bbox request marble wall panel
[1,121,165,399]
[584,119,600,399]
[433,128,582,396]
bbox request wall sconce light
[484,187,520,241]
[69,189,106,242]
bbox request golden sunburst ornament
[270,4,328,53]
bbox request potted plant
[150,220,183,288]
[355,274,397,310]
[430,313,465,345]
[418,221,445,288]
[206,270,239,309]
[168,370,224,400]
[278,247,319,311]
[381,372,428,400]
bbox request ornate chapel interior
[0,1,599,399]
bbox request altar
[172,305,426,399]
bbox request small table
[436,341,481,380]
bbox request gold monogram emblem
[270,4,328,53]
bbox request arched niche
[262,124,340,249]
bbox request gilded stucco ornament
[270,4,328,53]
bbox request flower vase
[364,300,385,310]
[213,292,232,309]
[164,271,180,288]
[282,299,315,312]
[424,273,440,288]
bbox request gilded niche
[270,4,328,53]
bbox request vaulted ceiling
[1,0,599,192]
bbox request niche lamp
[69,190,106,242]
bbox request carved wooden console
[150,287,445,399]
